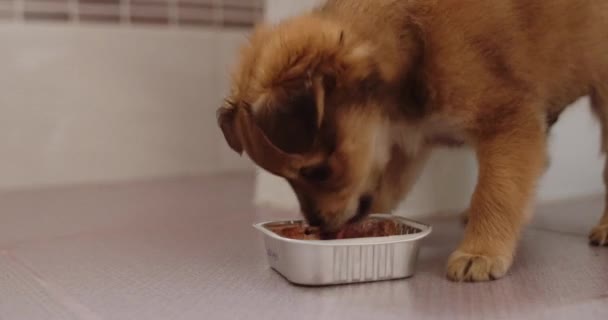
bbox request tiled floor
[0,174,607,320]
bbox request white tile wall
[0,0,264,27]
[0,23,253,190]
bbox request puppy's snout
[303,209,323,227]
[318,196,374,239]
[323,195,374,230]
[353,195,373,222]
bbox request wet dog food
[269,217,421,240]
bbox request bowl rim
[253,214,432,246]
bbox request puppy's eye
[300,165,332,182]
[324,75,337,95]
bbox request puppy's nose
[303,209,323,227]
[353,195,373,221]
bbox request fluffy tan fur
[218,0,608,282]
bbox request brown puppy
[218,0,608,282]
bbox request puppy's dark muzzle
[304,210,323,227]
[351,194,373,223]
[319,195,374,239]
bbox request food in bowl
[268,217,421,240]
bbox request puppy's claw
[589,224,608,246]
[447,250,511,282]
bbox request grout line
[68,0,79,23]
[535,193,604,208]
[168,0,179,27]
[528,225,591,239]
[2,250,105,320]
[1,222,147,251]
[14,0,24,21]
[120,0,130,25]
[0,171,255,196]
[213,0,223,27]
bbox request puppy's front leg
[447,113,546,282]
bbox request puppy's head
[218,15,409,232]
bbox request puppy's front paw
[446,250,511,282]
[589,224,608,246]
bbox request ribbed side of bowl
[255,215,430,286]
[332,244,389,282]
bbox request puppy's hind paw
[446,250,511,282]
[589,224,608,246]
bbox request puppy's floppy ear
[217,103,243,154]
[312,74,334,129]
[257,89,320,154]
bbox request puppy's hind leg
[590,84,608,246]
